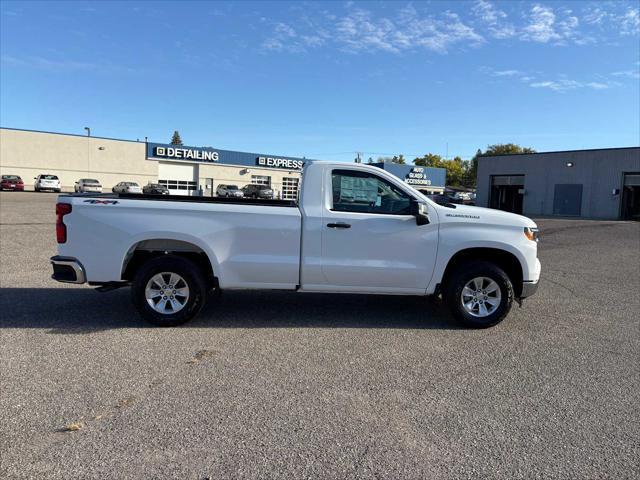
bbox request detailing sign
[256,157,305,170]
[154,146,219,162]
[405,167,432,186]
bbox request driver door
[320,168,438,293]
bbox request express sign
[256,157,305,170]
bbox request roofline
[0,126,325,160]
[479,146,640,159]
[0,126,143,143]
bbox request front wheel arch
[440,247,524,298]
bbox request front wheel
[443,261,514,328]
[131,255,208,326]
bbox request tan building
[0,128,305,198]
[1,127,449,198]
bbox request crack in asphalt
[540,275,579,298]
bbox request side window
[331,169,412,215]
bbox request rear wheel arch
[441,247,524,297]
[122,239,218,289]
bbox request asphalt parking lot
[1,191,638,479]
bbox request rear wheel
[131,255,208,326]
[443,261,514,328]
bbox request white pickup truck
[51,162,540,328]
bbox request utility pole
[84,127,91,175]
[355,152,362,163]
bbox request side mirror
[410,199,430,226]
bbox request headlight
[524,227,540,242]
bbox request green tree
[482,143,535,156]
[465,144,536,188]
[413,153,468,186]
[447,156,466,186]
[413,153,443,167]
[468,148,482,186]
[170,130,183,145]
[391,154,406,164]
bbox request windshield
[227,185,239,190]
[2,175,20,180]
[82,179,100,184]
[43,175,58,180]
[127,182,139,187]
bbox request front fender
[427,222,535,293]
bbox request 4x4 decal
[83,199,119,205]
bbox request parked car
[50,161,540,329]
[216,184,244,198]
[242,184,274,199]
[34,174,61,192]
[453,191,471,201]
[0,175,24,191]
[143,183,170,195]
[112,182,142,194]
[426,193,459,206]
[74,178,102,193]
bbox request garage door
[158,162,197,195]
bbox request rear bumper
[50,256,86,284]
[520,280,539,299]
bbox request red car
[0,175,24,191]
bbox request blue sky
[1,1,639,162]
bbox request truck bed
[60,192,297,207]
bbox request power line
[305,150,478,161]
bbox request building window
[159,179,197,191]
[282,177,299,200]
[251,175,271,186]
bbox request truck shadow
[0,288,460,333]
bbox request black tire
[443,261,514,328]
[131,255,208,327]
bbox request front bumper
[520,280,539,299]
[51,256,86,284]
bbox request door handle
[327,222,351,229]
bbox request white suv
[34,174,61,192]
